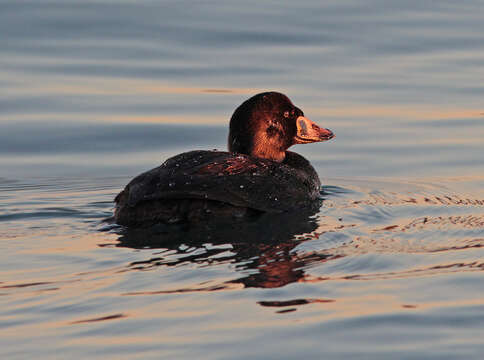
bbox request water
[1,0,484,358]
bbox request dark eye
[283,111,289,118]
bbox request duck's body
[115,150,321,227]
[114,92,334,227]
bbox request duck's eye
[283,111,290,118]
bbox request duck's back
[114,150,321,227]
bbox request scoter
[114,92,334,227]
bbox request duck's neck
[249,130,289,162]
[228,129,288,162]
[250,143,286,162]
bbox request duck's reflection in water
[115,205,335,289]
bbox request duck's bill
[294,116,334,144]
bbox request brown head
[228,92,334,162]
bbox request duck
[114,92,334,227]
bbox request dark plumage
[114,92,334,227]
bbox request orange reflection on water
[259,294,484,320]
[6,75,259,97]
[309,105,483,120]
[0,112,226,125]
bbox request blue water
[1,1,484,359]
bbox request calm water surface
[1,1,484,359]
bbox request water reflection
[115,207,333,289]
[111,181,484,298]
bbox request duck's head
[228,92,334,162]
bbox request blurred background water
[1,0,483,359]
